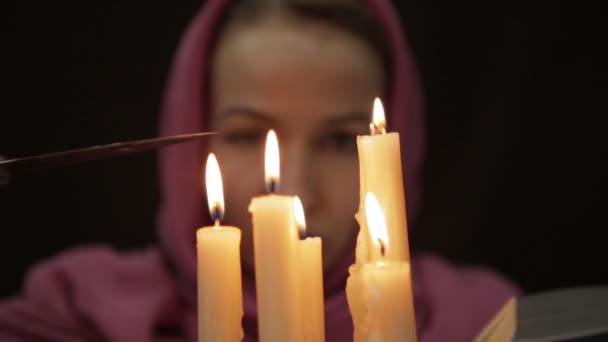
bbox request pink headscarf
[158,0,425,338]
[0,0,518,341]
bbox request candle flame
[370,97,387,134]
[294,196,306,238]
[205,153,224,223]
[365,192,389,256]
[265,130,280,192]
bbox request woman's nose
[279,142,319,213]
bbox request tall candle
[294,196,325,342]
[348,98,414,340]
[197,153,243,342]
[355,98,410,262]
[362,193,417,341]
[249,130,302,341]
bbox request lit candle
[362,193,417,341]
[197,153,243,342]
[348,98,414,341]
[249,130,302,341]
[294,196,325,342]
[355,98,410,262]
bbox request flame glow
[371,97,387,134]
[265,130,280,192]
[365,192,389,255]
[205,153,224,222]
[294,196,306,237]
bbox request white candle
[294,196,325,342]
[356,98,410,262]
[197,153,243,342]
[249,130,302,341]
[361,193,416,341]
[348,98,415,341]
[348,193,417,342]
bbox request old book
[473,297,517,342]
[473,286,608,342]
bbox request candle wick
[369,123,376,135]
[378,238,386,257]
[369,123,387,135]
[266,179,279,194]
[210,204,223,224]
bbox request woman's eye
[320,131,358,153]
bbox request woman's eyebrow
[216,106,277,125]
[324,112,370,126]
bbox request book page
[473,297,517,342]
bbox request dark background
[0,1,605,297]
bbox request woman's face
[209,15,384,272]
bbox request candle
[294,196,325,342]
[348,98,415,340]
[197,153,243,342]
[362,193,417,341]
[249,130,302,341]
[355,98,410,262]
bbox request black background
[1,1,605,297]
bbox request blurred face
[209,15,384,272]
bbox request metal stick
[0,131,218,186]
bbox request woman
[0,0,518,341]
